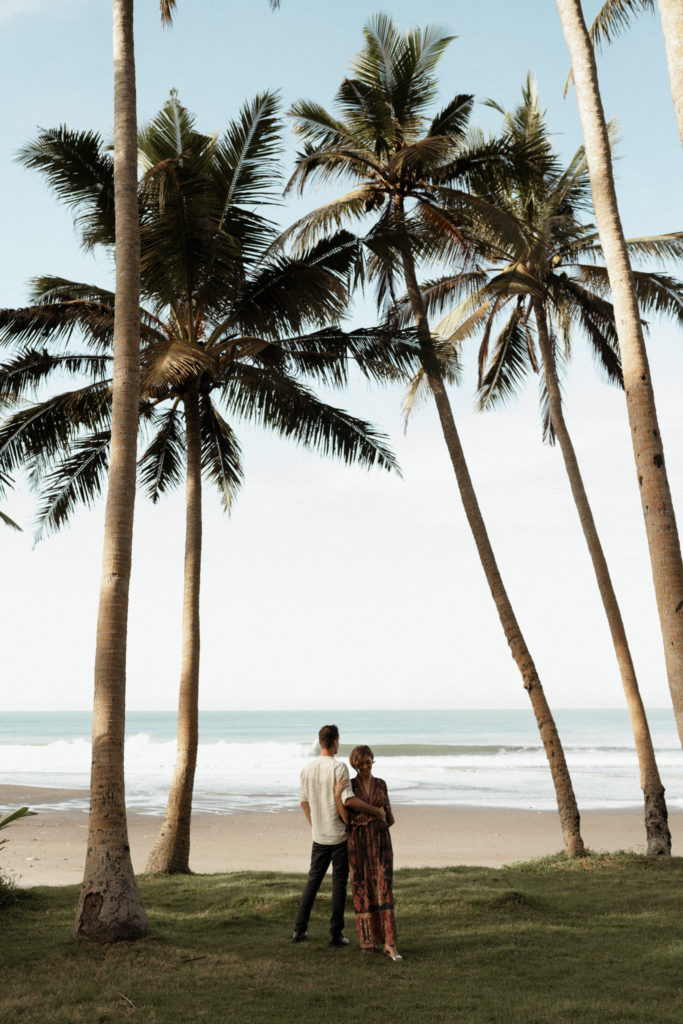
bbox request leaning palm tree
[557,0,683,750]
[0,93,410,875]
[425,76,683,853]
[566,0,683,150]
[286,14,584,854]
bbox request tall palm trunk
[146,388,202,873]
[557,0,683,749]
[397,223,583,855]
[658,0,683,149]
[533,299,671,854]
[74,0,148,941]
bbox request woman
[334,744,402,961]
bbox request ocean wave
[2,725,681,814]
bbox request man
[292,723,386,946]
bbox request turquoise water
[0,708,681,814]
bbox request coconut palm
[0,92,410,875]
[566,0,683,150]
[424,76,683,853]
[286,14,584,854]
[69,0,156,941]
[557,0,683,750]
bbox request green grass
[2,854,683,1023]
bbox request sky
[1,0,682,713]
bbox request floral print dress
[347,775,397,949]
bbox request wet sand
[2,784,681,887]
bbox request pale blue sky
[1,0,682,713]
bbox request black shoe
[328,935,350,947]
[292,931,308,943]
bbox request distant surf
[1,708,681,815]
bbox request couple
[292,724,402,961]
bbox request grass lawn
[2,854,683,1023]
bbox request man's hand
[300,800,312,826]
[375,806,387,825]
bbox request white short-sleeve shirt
[299,755,354,845]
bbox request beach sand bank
[3,785,682,887]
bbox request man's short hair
[318,724,339,749]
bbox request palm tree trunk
[146,388,202,874]
[557,0,683,750]
[74,0,148,941]
[658,0,683,149]
[398,237,584,856]
[533,299,671,855]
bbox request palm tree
[70,0,156,942]
[425,77,683,853]
[568,0,683,150]
[286,14,584,855]
[0,93,408,875]
[556,0,683,750]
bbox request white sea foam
[1,722,682,813]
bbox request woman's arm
[381,780,395,827]
[334,776,350,824]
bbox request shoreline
[3,784,683,887]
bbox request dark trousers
[294,840,349,938]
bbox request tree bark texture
[146,389,202,874]
[557,0,683,749]
[533,300,670,855]
[75,0,148,941]
[658,0,683,149]
[399,235,584,856]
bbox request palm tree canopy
[0,93,420,539]
[421,75,683,439]
[285,12,508,308]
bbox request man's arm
[345,795,386,825]
[300,800,312,826]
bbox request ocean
[1,708,681,815]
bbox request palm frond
[17,128,116,251]
[286,142,384,197]
[140,339,216,399]
[0,347,110,400]
[137,402,185,502]
[477,301,534,410]
[0,509,22,531]
[199,397,243,512]
[401,367,430,428]
[428,94,474,141]
[0,383,111,475]
[212,91,283,214]
[589,0,654,49]
[221,363,400,473]
[557,277,622,386]
[33,430,110,540]
[423,276,491,333]
[0,297,115,353]
[623,232,683,264]
[276,325,421,387]
[275,191,371,254]
[159,0,177,27]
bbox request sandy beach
[2,784,682,887]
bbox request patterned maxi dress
[348,775,397,949]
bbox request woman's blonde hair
[349,745,374,771]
